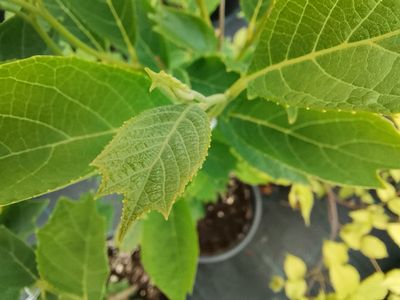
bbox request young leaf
[0,199,48,239]
[388,198,400,215]
[269,275,285,293]
[36,195,109,300]
[0,56,169,205]
[0,16,47,60]
[248,0,400,113]
[151,6,217,54]
[340,222,371,250]
[322,241,349,268]
[288,184,314,226]
[284,280,307,300]
[384,269,400,294]
[0,226,38,300]
[92,104,211,240]
[329,264,360,299]
[387,223,400,247]
[222,99,400,187]
[360,235,388,259]
[142,200,199,300]
[353,272,387,300]
[284,254,307,280]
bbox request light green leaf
[186,56,240,96]
[330,264,360,299]
[0,56,169,205]
[340,223,371,250]
[285,279,307,300]
[118,221,142,253]
[142,200,199,300]
[37,195,109,300]
[323,241,348,268]
[0,226,38,300]
[151,6,217,54]
[92,104,211,240]
[377,183,397,202]
[388,198,400,215]
[222,99,400,187]
[248,0,400,113]
[269,275,285,293]
[0,199,48,239]
[240,0,271,22]
[284,254,307,280]
[360,235,388,259]
[387,223,400,247]
[233,153,272,185]
[384,269,400,294]
[353,272,387,300]
[288,184,314,226]
[0,16,47,60]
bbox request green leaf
[233,154,272,185]
[360,235,388,259]
[240,0,271,22]
[0,56,169,205]
[118,221,142,253]
[384,269,400,294]
[92,104,211,240]
[0,16,47,61]
[387,223,400,247]
[184,140,236,203]
[142,200,199,300]
[330,264,360,299]
[46,0,136,53]
[323,241,349,268]
[222,99,400,187]
[36,195,109,300]
[353,272,387,300]
[151,6,217,54]
[248,0,400,113]
[0,199,48,239]
[284,254,307,280]
[340,222,371,250]
[186,57,240,96]
[0,226,38,300]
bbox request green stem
[30,17,63,55]
[224,75,250,101]
[218,0,225,51]
[199,93,227,111]
[196,0,211,27]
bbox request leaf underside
[248,0,400,113]
[92,104,211,240]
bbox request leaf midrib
[247,27,400,84]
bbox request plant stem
[325,185,339,240]
[196,0,211,27]
[30,17,63,55]
[218,0,225,51]
[369,258,382,273]
[108,285,138,300]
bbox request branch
[218,0,225,51]
[325,185,339,240]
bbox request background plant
[1,0,400,299]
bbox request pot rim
[198,185,263,264]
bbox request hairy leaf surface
[0,56,169,205]
[92,104,211,239]
[223,99,400,187]
[142,200,199,300]
[0,226,38,300]
[36,195,109,300]
[248,0,400,113]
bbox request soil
[107,178,258,299]
[197,179,255,256]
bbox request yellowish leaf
[340,223,371,250]
[349,210,371,224]
[388,198,400,216]
[329,264,360,299]
[284,254,307,280]
[269,275,285,293]
[288,184,314,226]
[323,241,348,268]
[390,170,400,183]
[384,269,400,294]
[285,279,307,300]
[377,183,396,202]
[352,272,387,300]
[387,223,400,247]
[360,236,388,259]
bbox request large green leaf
[92,104,211,239]
[222,99,400,187]
[0,56,169,205]
[44,0,136,53]
[36,195,109,300]
[0,199,48,239]
[0,226,38,300]
[248,0,400,113]
[0,16,47,60]
[142,200,199,300]
[151,6,217,54]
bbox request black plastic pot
[199,186,263,264]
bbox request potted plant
[1,0,400,299]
